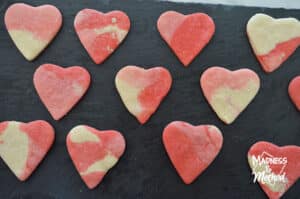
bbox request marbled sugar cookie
[200,66,260,124]
[248,141,300,199]
[115,65,172,124]
[5,3,62,61]
[33,64,91,120]
[74,9,130,64]
[0,120,54,181]
[163,121,223,184]
[66,125,126,189]
[157,11,215,67]
[247,13,300,73]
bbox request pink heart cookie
[200,66,260,124]
[247,13,300,73]
[288,76,300,111]
[74,9,130,64]
[33,64,91,120]
[157,11,215,67]
[66,125,126,189]
[115,65,172,124]
[163,121,223,184]
[0,120,54,181]
[4,3,62,61]
[248,141,300,199]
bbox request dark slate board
[0,0,300,198]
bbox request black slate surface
[0,0,300,198]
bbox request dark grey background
[0,0,300,198]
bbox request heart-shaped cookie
[33,64,91,120]
[4,3,62,61]
[0,120,54,181]
[247,13,300,73]
[163,121,223,184]
[66,125,126,189]
[115,65,172,124]
[200,66,260,124]
[288,76,300,111]
[74,9,130,64]
[248,141,300,199]
[157,11,215,67]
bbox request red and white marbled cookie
[157,11,215,67]
[247,13,300,73]
[33,64,91,120]
[5,3,62,61]
[248,141,300,199]
[0,120,54,181]
[66,125,126,189]
[115,65,172,124]
[74,9,130,64]
[200,66,260,124]
[163,121,223,184]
